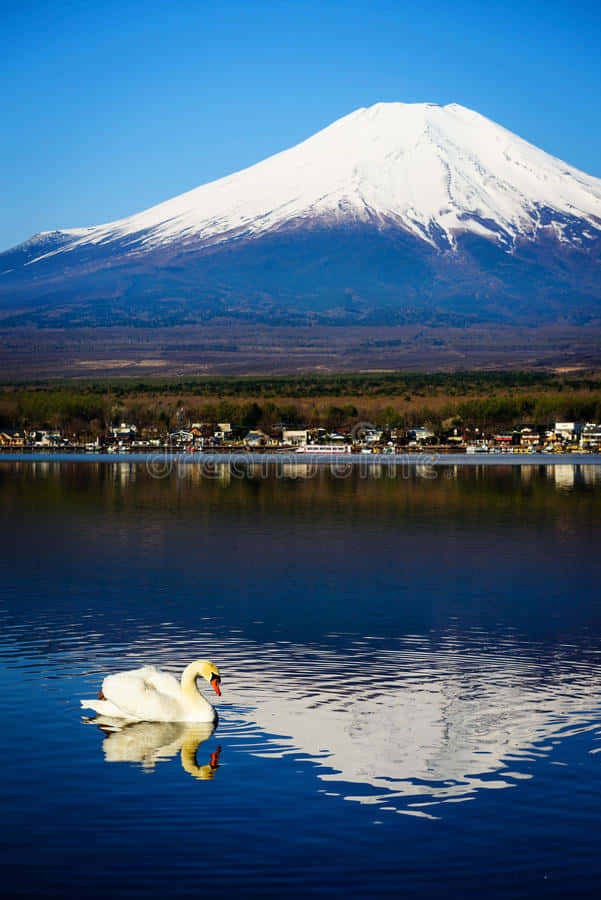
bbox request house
[555,422,583,439]
[520,428,540,447]
[493,433,516,446]
[110,422,137,439]
[282,428,308,446]
[168,430,194,445]
[213,426,231,442]
[407,426,435,444]
[363,428,384,445]
[244,429,267,448]
[442,427,464,446]
[30,430,57,447]
[189,425,205,447]
[0,430,26,447]
[580,423,601,450]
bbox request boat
[295,444,352,454]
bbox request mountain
[2,102,601,327]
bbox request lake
[1,459,601,898]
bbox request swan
[81,660,221,723]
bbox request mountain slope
[1,102,601,326]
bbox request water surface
[1,461,601,897]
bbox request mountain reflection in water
[112,633,601,818]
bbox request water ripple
[2,615,600,818]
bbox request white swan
[81,660,221,723]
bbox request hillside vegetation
[2,371,601,434]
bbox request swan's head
[196,660,222,696]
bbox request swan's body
[81,660,221,723]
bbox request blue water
[1,460,601,897]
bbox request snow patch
[20,101,601,265]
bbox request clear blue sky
[2,0,600,249]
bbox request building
[189,426,205,447]
[29,430,65,447]
[520,428,540,448]
[493,433,517,447]
[110,422,138,439]
[364,428,384,445]
[244,429,267,448]
[168,430,194,445]
[580,423,601,450]
[555,422,583,439]
[0,430,26,447]
[407,426,435,444]
[282,428,308,446]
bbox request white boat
[295,444,351,454]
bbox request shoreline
[1,451,600,466]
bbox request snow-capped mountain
[2,102,601,326]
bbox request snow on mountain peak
[28,102,601,264]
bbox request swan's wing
[101,667,181,721]
[143,669,181,699]
[105,666,180,698]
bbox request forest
[2,370,601,434]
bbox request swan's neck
[180,663,213,710]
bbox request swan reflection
[87,718,222,780]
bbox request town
[1,418,600,454]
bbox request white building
[282,428,308,446]
[409,426,435,444]
[110,422,137,438]
[30,430,66,447]
[554,422,583,439]
[580,423,601,450]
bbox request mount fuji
[2,102,601,327]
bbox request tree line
[2,383,601,434]
[6,369,599,399]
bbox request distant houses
[1,415,601,455]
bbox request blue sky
[2,0,600,249]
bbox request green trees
[1,370,601,436]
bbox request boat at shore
[295,444,352,454]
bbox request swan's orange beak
[211,675,221,696]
